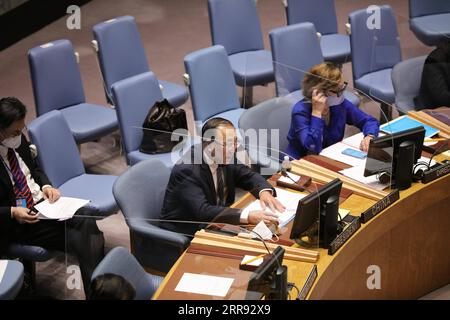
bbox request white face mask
[2,134,21,149]
[327,94,345,106]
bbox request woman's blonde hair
[302,62,343,100]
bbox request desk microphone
[281,169,298,185]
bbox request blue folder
[380,116,439,138]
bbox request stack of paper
[175,273,234,297]
[241,188,306,228]
[34,197,90,221]
[0,260,8,284]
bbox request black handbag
[139,99,188,154]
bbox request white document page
[0,260,8,284]
[241,188,306,228]
[34,197,90,221]
[278,172,302,184]
[339,165,389,191]
[175,273,234,297]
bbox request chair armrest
[129,223,190,251]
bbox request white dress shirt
[203,150,272,224]
[0,146,50,203]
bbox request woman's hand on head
[311,89,328,118]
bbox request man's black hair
[0,97,27,130]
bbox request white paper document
[175,273,234,297]
[339,165,389,191]
[0,260,8,284]
[34,197,90,221]
[241,188,306,228]
[320,142,367,167]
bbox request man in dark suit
[0,97,104,294]
[160,118,285,235]
[416,39,450,109]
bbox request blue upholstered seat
[92,247,163,300]
[111,72,191,168]
[92,16,188,107]
[113,160,190,273]
[285,0,351,64]
[391,56,427,114]
[28,110,118,217]
[0,260,24,300]
[409,0,450,46]
[28,39,118,144]
[269,23,360,106]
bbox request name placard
[360,189,400,224]
[422,162,450,184]
[297,265,317,300]
[328,217,361,255]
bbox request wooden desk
[154,153,450,300]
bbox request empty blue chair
[113,160,190,273]
[391,56,427,114]
[28,39,118,144]
[285,0,351,65]
[207,0,274,106]
[239,97,294,175]
[92,16,188,108]
[184,45,246,133]
[111,72,190,167]
[269,23,360,106]
[91,247,163,300]
[409,0,450,46]
[28,110,118,217]
[0,260,24,300]
[348,5,402,119]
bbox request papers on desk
[339,165,389,191]
[278,172,301,184]
[380,115,439,138]
[241,188,306,228]
[0,260,8,284]
[175,273,234,297]
[34,197,90,221]
[320,142,366,167]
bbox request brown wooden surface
[153,153,450,300]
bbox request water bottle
[281,155,292,172]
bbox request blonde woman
[285,62,379,159]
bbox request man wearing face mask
[160,117,285,236]
[0,97,104,294]
[285,62,380,159]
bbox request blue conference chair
[111,72,190,167]
[91,247,163,300]
[269,23,360,106]
[92,16,188,107]
[239,97,294,175]
[0,260,24,300]
[285,0,351,65]
[184,45,246,134]
[28,110,118,217]
[207,0,274,107]
[391,56,427,114]
[409,0,450,46]
[113,160,190,273]
[348,5,402,121]
[28,39,118,144]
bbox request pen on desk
[242,254,266,265]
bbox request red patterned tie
[7,148,34,209]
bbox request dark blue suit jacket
[159,146,274,235]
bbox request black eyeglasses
[328,81,348,96]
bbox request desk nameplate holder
[422,161,450,184]
[328,217,361,255]
[296,265,318,300]
[360,189,400,224]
